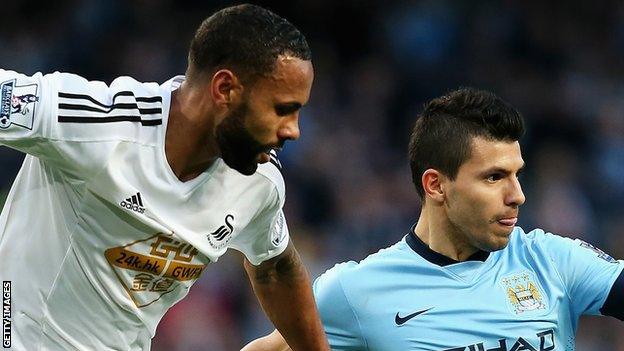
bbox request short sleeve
[313,263,367,350]
[536,231,624,317]
[229,185,290,266]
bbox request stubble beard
[216,101,265,176]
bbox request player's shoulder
[109,75,163,96]
[508,226,581,257]
[215,152,285,210]
[313,260,360,305]
[315,261,357,287]
[315,240,408,289]
[514,226,619,262]
[52,73,166,144]
[53,72,161,92]
[58,74,163,112]
[512,226,566,245]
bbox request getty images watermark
[2,281,10,348]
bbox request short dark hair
[187,4,311,83]
[408,88,525,199]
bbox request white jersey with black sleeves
[0,70,289,350]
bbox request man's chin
[489,242,510,252]
[223,158,258,176]
[237,165,258,176]
[486,235,511,252]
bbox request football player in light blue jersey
[243,88,623,351]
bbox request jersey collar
[405,224,490,266]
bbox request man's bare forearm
[245,242,329,351]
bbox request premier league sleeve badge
[1,79,38,130]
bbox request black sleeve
[601,269,624,321]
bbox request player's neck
[415,206,481,262]
[165,83,220,182]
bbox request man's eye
[275,106,290,116]
[487,174,503,182]
[275,103,301,116]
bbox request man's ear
[422,169,447,205]
[210,69,243,108]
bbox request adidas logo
[120,192,146,214]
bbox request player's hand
[241,329,291,351]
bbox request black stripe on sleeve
[601,269,624,321]
[136,96,162,103]
[58,103,161,115]
[59,91,162,108]
[58,115,162,126]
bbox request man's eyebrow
[275,102,303,114]
[517,163,526,174]
[481,163,526,175]
[276,102,302,109]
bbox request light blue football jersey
[313,226,623,351]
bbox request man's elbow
[244,242,306,285]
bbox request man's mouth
[496,217,518,227]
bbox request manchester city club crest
[0,79,38,130]
[500,272,547,315]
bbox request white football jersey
[0,70,290,350]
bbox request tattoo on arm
[245,242,304,285]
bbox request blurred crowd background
[2,0,624,349]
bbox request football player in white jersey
[0,4,329,351]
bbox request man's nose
[278,114,300,141]
[506,177,525,207]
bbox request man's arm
[0,69,146,180]
[533,231,624,318]
[601,270,624,321]
[244,241,329,351]
[241,330,290,351]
